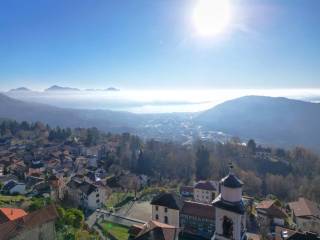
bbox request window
[164,216,168,224]
[164,207,168,213]
[155,206,158,211]
[222,216,233,238]
[212,192,215,199]
[96,199,100,203]
[96,194,100,198]
[155,214,159,220]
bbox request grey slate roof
[151,192,183,210]
[67,179,97,196]
[220,173,243,188]
[194,181,216,191]
[212,194,245,214]
[2,180,17,192]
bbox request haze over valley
[4,86,320,113]
[2,90,320,152]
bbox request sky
[0,0,320,90]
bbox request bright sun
[193,0,232,37]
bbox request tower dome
[220,170,243,203]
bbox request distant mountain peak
[45,85,80,92]
[105,87,120,91]
[9,87,31,92]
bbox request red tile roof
[135,220,178,240]
[0,204,58,240]
[289,197,320,218]
[0,208,27,222]
[256,200,275,210]
[256,200,287,219]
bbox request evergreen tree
[195,145,210,180]
[247,139,256,154]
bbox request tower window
[164,216,168,224]
[222,216,233,238]
[155,214,159,220]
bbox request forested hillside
[196,96,320,150]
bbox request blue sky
[0,0,319,90]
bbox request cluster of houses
[0,134,319,240]
[0,135,149,212]
[128,168,320,240]
[0,205,58,240]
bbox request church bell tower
[212,164,246,240]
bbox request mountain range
[9,87,32,92]
[1,93,319,151]
[45,85,80,92]
[0,93,141,132]
[7,85,120,92]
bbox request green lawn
[102,221,130,240]
[106,192,134,209]
[0,194,27,201]
[0,194,29,206]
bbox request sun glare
[192,0,232,37]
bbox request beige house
[194,180,218,204]
[289,197,320,234]
[151,192,183,229]
[0,204,58,240]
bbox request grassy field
[0,194,29,206]
[56,227,99,240]
[105,192,135,209]
[102,221,130,240]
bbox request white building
[194,180,218,204]
[212,168,246,240]
[67,177,108,210]
[151,192,182,229]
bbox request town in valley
[0,121,319,240]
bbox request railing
[96,209,146,227]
